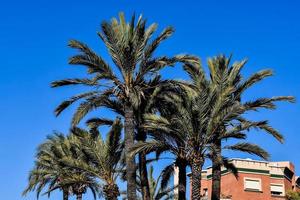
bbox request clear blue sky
[0,0,299,199]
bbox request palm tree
[23,133,99,200]
[202,55,295,200]
[51,12,198,200]
[85,76,176,200]
[62,117,124,200]
[23,162,71,200]
[130,94,189,200]
[182,59,294,199]
[131,62,280,199]
[134,76,172,200]
[128,85,197,200]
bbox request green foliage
[67,117,124,185]
[286,190,300,200]
[147,165,175,200]
[63,118,124,199]
[51,12,198,199]
[23,133,100,199]
[23,12,296,200]
[130,54,295,199]
[23,118,124,199]
[123,165,175,200]
[131,55,287,164]
[51,12,198,126]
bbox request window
[244,178,261,191]
[270,184,284,196]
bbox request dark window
[271,191,283,196]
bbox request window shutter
[271,184,283,193]
[245,179,261,190]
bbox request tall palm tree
[134,76,171,200]
[130,84,209,200]
[51,12,198,200]
[182,59,294,199]
[85,76,176,200]
[62,117,124,200]
[130,89,190,200]
[23,133,99,200]
[202,55,295,200]
[136,76,190,200]
[131,62,280,199]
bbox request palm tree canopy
[23,133,100,199]
[131,55,295,164]
[205,55,295,143]
[62,117,124,186]
[51,12,199,126]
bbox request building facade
[188,158,300,200]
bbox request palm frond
[86,117,114,128]
[224,142,270,160]
[130,141,167,158]
[51,78,98,87]
[54,92,98,116]
[160,164,174,191]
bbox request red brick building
[187,158,300,200]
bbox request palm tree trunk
[137,130,150,200]
[103,184,120,200]
[76,194,82,200]
[63,189,68,200]
[139,152,150,200]
[124,103,137,200]
[211,139,222,200]
[191,158,204,200]
[176,159,187,200]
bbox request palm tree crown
[23,133,99,200]
[204,55,295,200]
[63,117,124,200]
